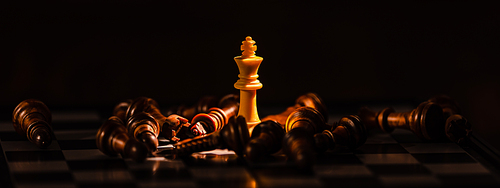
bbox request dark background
[2,1,499,152]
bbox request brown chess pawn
[126,97,190,141]
[165,95,219,120]
[314,115,367,153]
[96,116,148,162]
[261,93,329,127]
[358,101,445,141]
[190,94,240,136]
[12,99,53,148]
[282,107,329,169]
[174,116,250,157]
[113,99,132,122]
[127,112,161,152]
[428,95,472,143]
[245,120,285,162]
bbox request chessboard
[1,104,500,188]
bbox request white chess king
[234,36,263,129]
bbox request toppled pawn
[96,116,148,162]
[126,97,190,141]
[173,116,250,158]
[190,94,240,136]
[127,112,161,152]
[428,95,472,143]
[12,99,54,148]
[261,93,329,128]
[245,120,285,162]
[113,99,132,122]
[314,115,367,153]
[282,107,329,169]
[165,95,219,120]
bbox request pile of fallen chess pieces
[12,93,472,169]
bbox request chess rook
[96,116,148,162]
[190,94,239,136]
[261,93,329,127]
[126,97,190,141]
[234,36,263,129]
[165,96,219,120]
[282,107,329,169]
[245,120,285,162]
[174,116,250,157]
[359,101,445,141]
[314,115,367,153]
[428,95,472,143]
[12,99,53,149]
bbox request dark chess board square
[438,174,500,187]
[252,165,315,178]
[66,159,127,171]
[411,153,477,163]
[367,164,431,175]
[316,153,363,165]
[5,151,65,162]
[131,168,192,180]
[354,144,409,154]
[58,140,98,150]
[0,132,27,141]
[13,171,73,183]
[320,177,382,188]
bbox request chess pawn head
[445,114,472,144]
[127,112,160,152]
[12,99,53,149]
[409,102,446,141]
[245,120,285,161]
[285,107,328,134]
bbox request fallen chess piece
[126,112,161,152]
[245,120,285,162]
[358,101,445,141]
[12,99,54,148]
[428,95,472,144]
[164,95,219,121]
[173,116,250,158]
[282,107,329,169]
[190,94,239,136]
[314,115,367,153]
[96,116,148,162]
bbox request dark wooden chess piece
[428,95,472,143]
[96,116,148,162]
[282,107,329,169]
[113,99,132,122]
[190,94,240,136]
[245,120,285,162]
[261,93,329,127]
[12,99,54,149]
[126,112,161,152]
[358,101,445,141]
[314,115,367,153]
[126,97,190,141]
[165,95,219,120]
[174,116,250,157]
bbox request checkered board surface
[1,108,500,188]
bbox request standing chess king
[234,36,263,130]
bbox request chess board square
[58,140,98,150]
[411,153,476,163]
[63,149,111,161]
[354,144,408,154]
[424,163,490,174]
[12,171,74,183]
[53,129,97,140]
[0,131,27,141]
[438,174,500,187]
[9,161,69,173]
[252,165,315,179]
[0,121,15,132]
[257,177,323,188]
[320,177,381,188]
[364,130,398,144]
[356,154,419,164]
[189,167,252,180]
[390,129,423,143]
[400,143,465,153]
[378,175,441,187]
[66,159,127,171]
[313,164,372,177]
[1,140,61,151]
[316,153,363,165]
[366,164,431,175]
[131,168,192,180]
[5,151,65,162]
[73,170,135,182]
